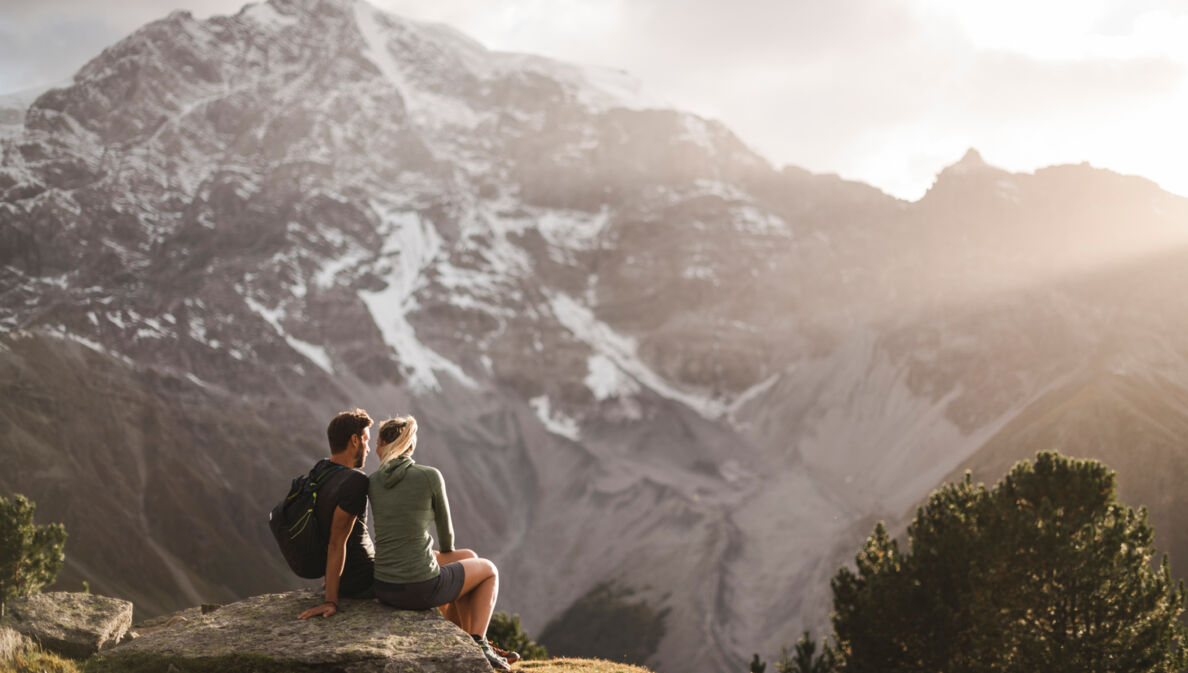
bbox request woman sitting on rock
[369,415,514,671]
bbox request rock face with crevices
[92,588,491,673]
[0,591,132,659]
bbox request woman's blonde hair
[377,415,418,463]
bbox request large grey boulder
[90,588,493,672]
[0,591,133,659]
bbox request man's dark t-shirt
[313,459,374,597]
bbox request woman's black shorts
[374,562,466,610]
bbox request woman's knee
[480,558,498,578]
[456,548,478,560]
[461,557,497,579]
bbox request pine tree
[829,452,1186,673]
[749,652,767,673]
[0,493,67,617]
[830,522,915,672]
[782,632,835,673]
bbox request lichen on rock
[90,588,492,672]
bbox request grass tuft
[517,657,657,673]
[0,648,81,673]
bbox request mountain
[3,1,1188,672]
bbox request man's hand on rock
[298,601,338,619]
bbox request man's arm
[297,505,357,619]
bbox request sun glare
[916,0,1116,59]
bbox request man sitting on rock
[298,408,376,619]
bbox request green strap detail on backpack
[287,492,321,540]
[285,465,340,540]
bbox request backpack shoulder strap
[310,462,348,488]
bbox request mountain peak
[936,146,1003,180]
[917,147,1012,201]
[957,147,985,166]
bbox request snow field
[357,201,477,391]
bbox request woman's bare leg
[455,557,499,637]
[439,599,460,628]
[435,549,477,630]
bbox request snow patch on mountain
[684,261,717,285]
[184,372,211,388]
[243,295,334,373]
[431,196,536,320]
[352,0,661,119]
[679,115,715,152]
[240,1,298,29]
[529,395,580,440]
[548,291,727,419]
[50,328,136,367]
[354,1,487,131]
[536,207,611,253]
[733,204,789,235]
[584,353,641,400]
[360,202,476,391]
[499,54,667,112]
[689,179,750,201]
[314,233,371,290]
[460,196,535,276]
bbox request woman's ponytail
[377,415,418,463]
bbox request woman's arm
[430,468,456,553]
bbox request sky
[1,0,1186,201]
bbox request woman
[369,416,514,671]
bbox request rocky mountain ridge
[3,1,1188,672]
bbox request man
[298,408,375,619]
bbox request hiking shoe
[490,643,521,665]
[480,644,511,671]
[471,635,511,671]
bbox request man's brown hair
[327,408,373,454]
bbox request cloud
[959,53,1183,120]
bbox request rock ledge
[90,588,491,673]
[0,592,132,659]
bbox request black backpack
[269,462,346,579]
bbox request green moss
[82,653,321,673]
